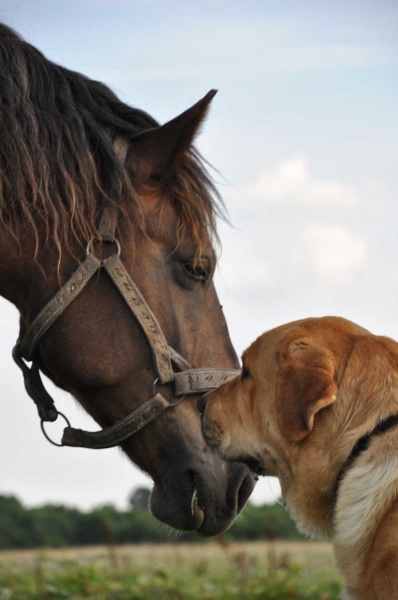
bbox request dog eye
[241,366,250,380]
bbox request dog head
[201,315,398,544]
[200,317,375,533]
[201,317,348,459]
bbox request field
[0,541,341,599]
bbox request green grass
[0,541,342,600]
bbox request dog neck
[333,414,398,595]
[335,412,398,496]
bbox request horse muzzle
[149,457,255,536]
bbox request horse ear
[128,90,217,184]
[276,339,337,443]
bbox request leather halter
[12,138,239,449]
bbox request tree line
[0,488,303,549]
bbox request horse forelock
[0,23,223,264]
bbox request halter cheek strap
[102,254,173,384]
[13,137,240,449]
[19,254,101,362]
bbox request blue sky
[0,0,397,509]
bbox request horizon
[0,0,397,511]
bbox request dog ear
[276,340,337,442]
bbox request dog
[199,316,398,600]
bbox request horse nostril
[197,394,208,415]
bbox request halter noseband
[12,138,239,449]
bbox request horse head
[0,23,255,535]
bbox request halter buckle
[153,377,185,407]
[86,236,121,258]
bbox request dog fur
[200,316,398,599]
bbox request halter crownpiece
[13,137,240,449]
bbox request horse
[0,24,255,535]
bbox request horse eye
[183,260,209,283]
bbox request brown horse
[0,24,255,535]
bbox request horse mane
[0,23,223,263]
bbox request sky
[0,0,397,511]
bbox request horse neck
[0,226,64,319]
[0,228,26,304]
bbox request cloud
[294,224,368,283]
[220,157,369,291]
[219,258,272,291]
[86,43,396,86]
[247,157,357,208]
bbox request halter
[12,138,239,449]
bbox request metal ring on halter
[86,237,121,258]
[40,412,71,447]
[168,395,186,407]
[152,377,185,407]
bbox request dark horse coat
[0,23,255,535]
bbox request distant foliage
[227,502,302,541]
[0,491,302,549]
[128,488,151,511]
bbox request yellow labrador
[200,317,398,600]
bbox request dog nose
[197,394,208,415]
